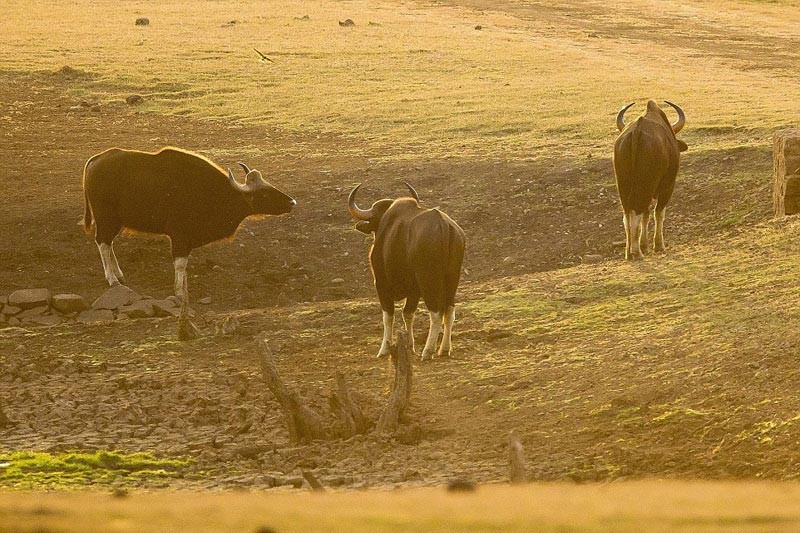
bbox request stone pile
[1,285,183,328]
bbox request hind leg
[402,294,419,354]
[109,244,126,285]
[654,207,667,252]
[421,309,443,362]
[438,306,455,357]
[639,210,651,255]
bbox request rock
[125,94,144,106]
[447,478,477,492]
[17,306,48,319]
[151,299,181,317]
[8,317,21,326]
[0,295,6,305]
[24,315,64,327]
[2,305,21,316]
[773,129,800,216]
[51,294,88,314]
[474,25,483,30]
[338,19,355,27]
[77,309,115,324]
[198,297,212,305]
[330,278,345,285]
[582,254,603,264]
[8,288,51,310]
[135,17,150,26]
[118,300,155,319]
[92,285,141,310]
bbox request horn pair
[348,182,420,220]
[228,161,261,193]
[616,101,685,133]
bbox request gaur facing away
[348,183,465,360]
[613,100,687,260]
[82,146,296,302]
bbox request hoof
[437,348,451,358]
[376,350,390,359]
[420,350,434,362]
[118,277,128,286]
[626,252,644,261]
[654,244,665,254]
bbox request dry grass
[4,481,800,532]
[1,0,798,161]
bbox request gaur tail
[82,161,94,234]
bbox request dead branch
[329,371,372,436]
[375,330,413,433]
[509,430,527,484]
[178,298,199,341]
[258,339,330,442]
[302,470,325,491]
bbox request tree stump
[509,430,527,484]
[0,402,10,429]
[376,330,413,433]
[773,129,800,216]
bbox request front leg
[174,256,189,302]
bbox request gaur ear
[354,221,372,234]
[677,139,688,152]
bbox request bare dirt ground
[2,0,800,514]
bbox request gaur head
[348,182,420,234]
[227,162,297,215]
[616,100,688,152]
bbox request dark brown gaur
[613,100,688,260]
[349,183,465,361]
[82,146,296,304]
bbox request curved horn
[616,102,635,132]
[403,181,420,203]
[228,167,252,193]
[238,161,252,174]
[664,100,685,134]
[348,184,374,221]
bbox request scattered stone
[294,14,310,21]
[8,288,51,310]
[119,300,155,319]
[502,256,515,264]
[151,299,181,317]
[338,19,355,27]
[51,294,88,314]
[111,488,129,498]
[199,297,212,305]
[24,315,64,327]
[447,478,477,492]
[2,305,21,316]
[17,306,48,320]
[330,278,345,285]
[77,309,115,324]
[92,285,141,310]
[474,25,482,30]
[125,94,144,106]
[368,21,381,26]
[135,17,150,26]
[582,254,603,264]
[90,105,101,113]
[254,526,278,533]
